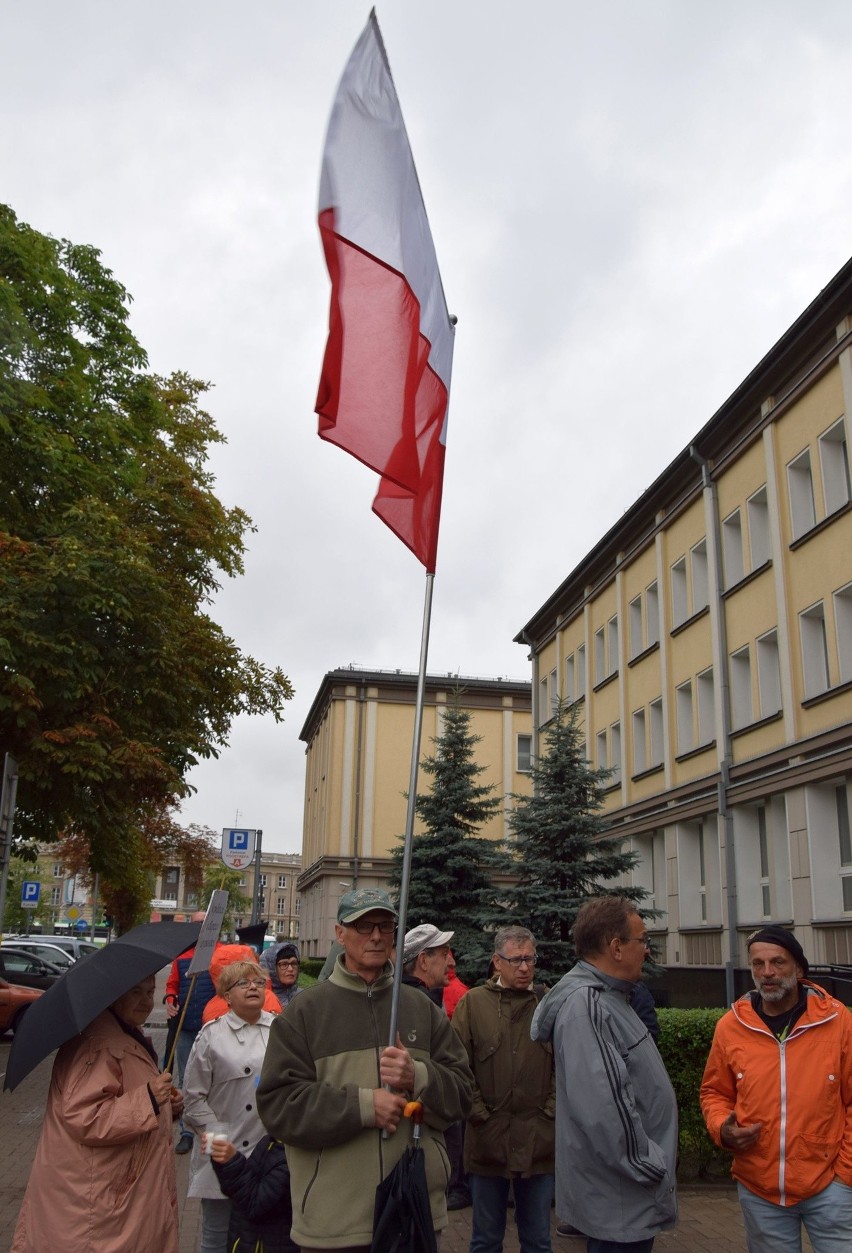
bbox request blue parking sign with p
[229,830,249,850]
[21,880,40,907]
[221,827,255,869]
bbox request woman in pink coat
[12,974,181,1253]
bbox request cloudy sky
[5,1,852,854]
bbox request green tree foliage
[494,699,645,982]
[389,696,501,983]
[0,204,293,885]
[57,809,218,934]
[200,863,251,933]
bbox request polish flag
[315,11,455,573]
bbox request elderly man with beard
[701,925,852,1252]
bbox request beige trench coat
[12,1009,178,1253]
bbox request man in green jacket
[257,888,473,1253]
[452,926,555,1253]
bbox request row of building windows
[631,781,852,933]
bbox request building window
[238,877,246,888]
[649,698,664,767]
[50,886,61,905]
[696,667,715,744]
[722,510,744,587]
[629,595,643,659]
[539,675,550,727]
[839,787,852,912]
[277,896,287,913]
[596,729,608,771]
[698,823,708,922]
[517,734,532,773]
[671,557,688,627]
[278,875,287,889]
[295,898,301,915]
[52,863,63,878]
[576,644,586,698]
[757,805,771,917]
[259,874,267,888]
[747,487,770,569]
[594,628,606,685]
[676,681,694,755]
[607,616,619,676]
[632,828,666,915]
[611,722,621,786]
[788,449,816,539]
[834,583,852,685]
[163,867,180,897]
[550,668,558,716]
[691,539,709,613]
[632,709,647,774]
[730,647,752,730]
[565,653,575,702]
[819,418,851,516]
[756,630,782,716]
[646,582,660,647]
[678,819,718,927]
[800,602,830,697]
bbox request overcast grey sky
[4,2,852,853]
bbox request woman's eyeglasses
[229,978,265,991]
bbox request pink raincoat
[12,1009,178,1252]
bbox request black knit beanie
[747,926,809,977]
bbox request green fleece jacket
[256,957,473,1249]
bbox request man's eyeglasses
[496,953,537,967]
[229,978,265,990]
[621,935,651,948]
[347,919,396,935]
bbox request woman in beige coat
[12,974,181,1253]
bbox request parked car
[0,975,44,1034]
[1,939,76,969]
[6,933,100,961]
[0,948,64,991]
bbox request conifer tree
[496,699,645,982]
[389,695,500,983]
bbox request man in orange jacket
[701,925,852,1252]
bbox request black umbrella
[236,921,269,952]
[3,920,201,1091]
[371,1103,437,1253]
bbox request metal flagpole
[386,571,435,1049]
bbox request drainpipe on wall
[351,682,365,888]
[690,444,739,1005]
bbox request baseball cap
[337,887,398,925]
[403,923,455,963]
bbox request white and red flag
[315,10,454,573]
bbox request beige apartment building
[517,257,852,1004]
[297,668,532,956]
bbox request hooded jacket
[700,980,852,1206]
[531,961,678,1243]
[256,956,473,1249]
[260,941,303,1005]
[452,977,555,1177]
[11,1010,178,1253]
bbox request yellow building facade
[297,668,532,957]
[517,262,852,1002]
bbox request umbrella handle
[404,1099,424,1143]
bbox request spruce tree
[390,695,500,983]
[497,699,646,982]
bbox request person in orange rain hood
[202,945,282,1023]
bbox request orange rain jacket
[700,981,852,1206]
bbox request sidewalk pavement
[0,965,802,1252]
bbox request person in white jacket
[184,959,277,1253]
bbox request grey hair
[493,925,535,953]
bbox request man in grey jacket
[531,897,677,1253]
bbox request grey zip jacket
[531,961,678,1242]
